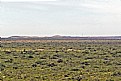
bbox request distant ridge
[1,35,121,40]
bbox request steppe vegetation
[0,40,121,81]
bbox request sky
[0,0,121,37]
[1,0,56,1]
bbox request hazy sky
[0,0,121,37]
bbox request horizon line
[1,35,121,38]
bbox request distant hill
[1,35,121,40]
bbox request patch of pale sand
[67,49,81,52]
[36,49,45,51]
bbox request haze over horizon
[0,0,121,37]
